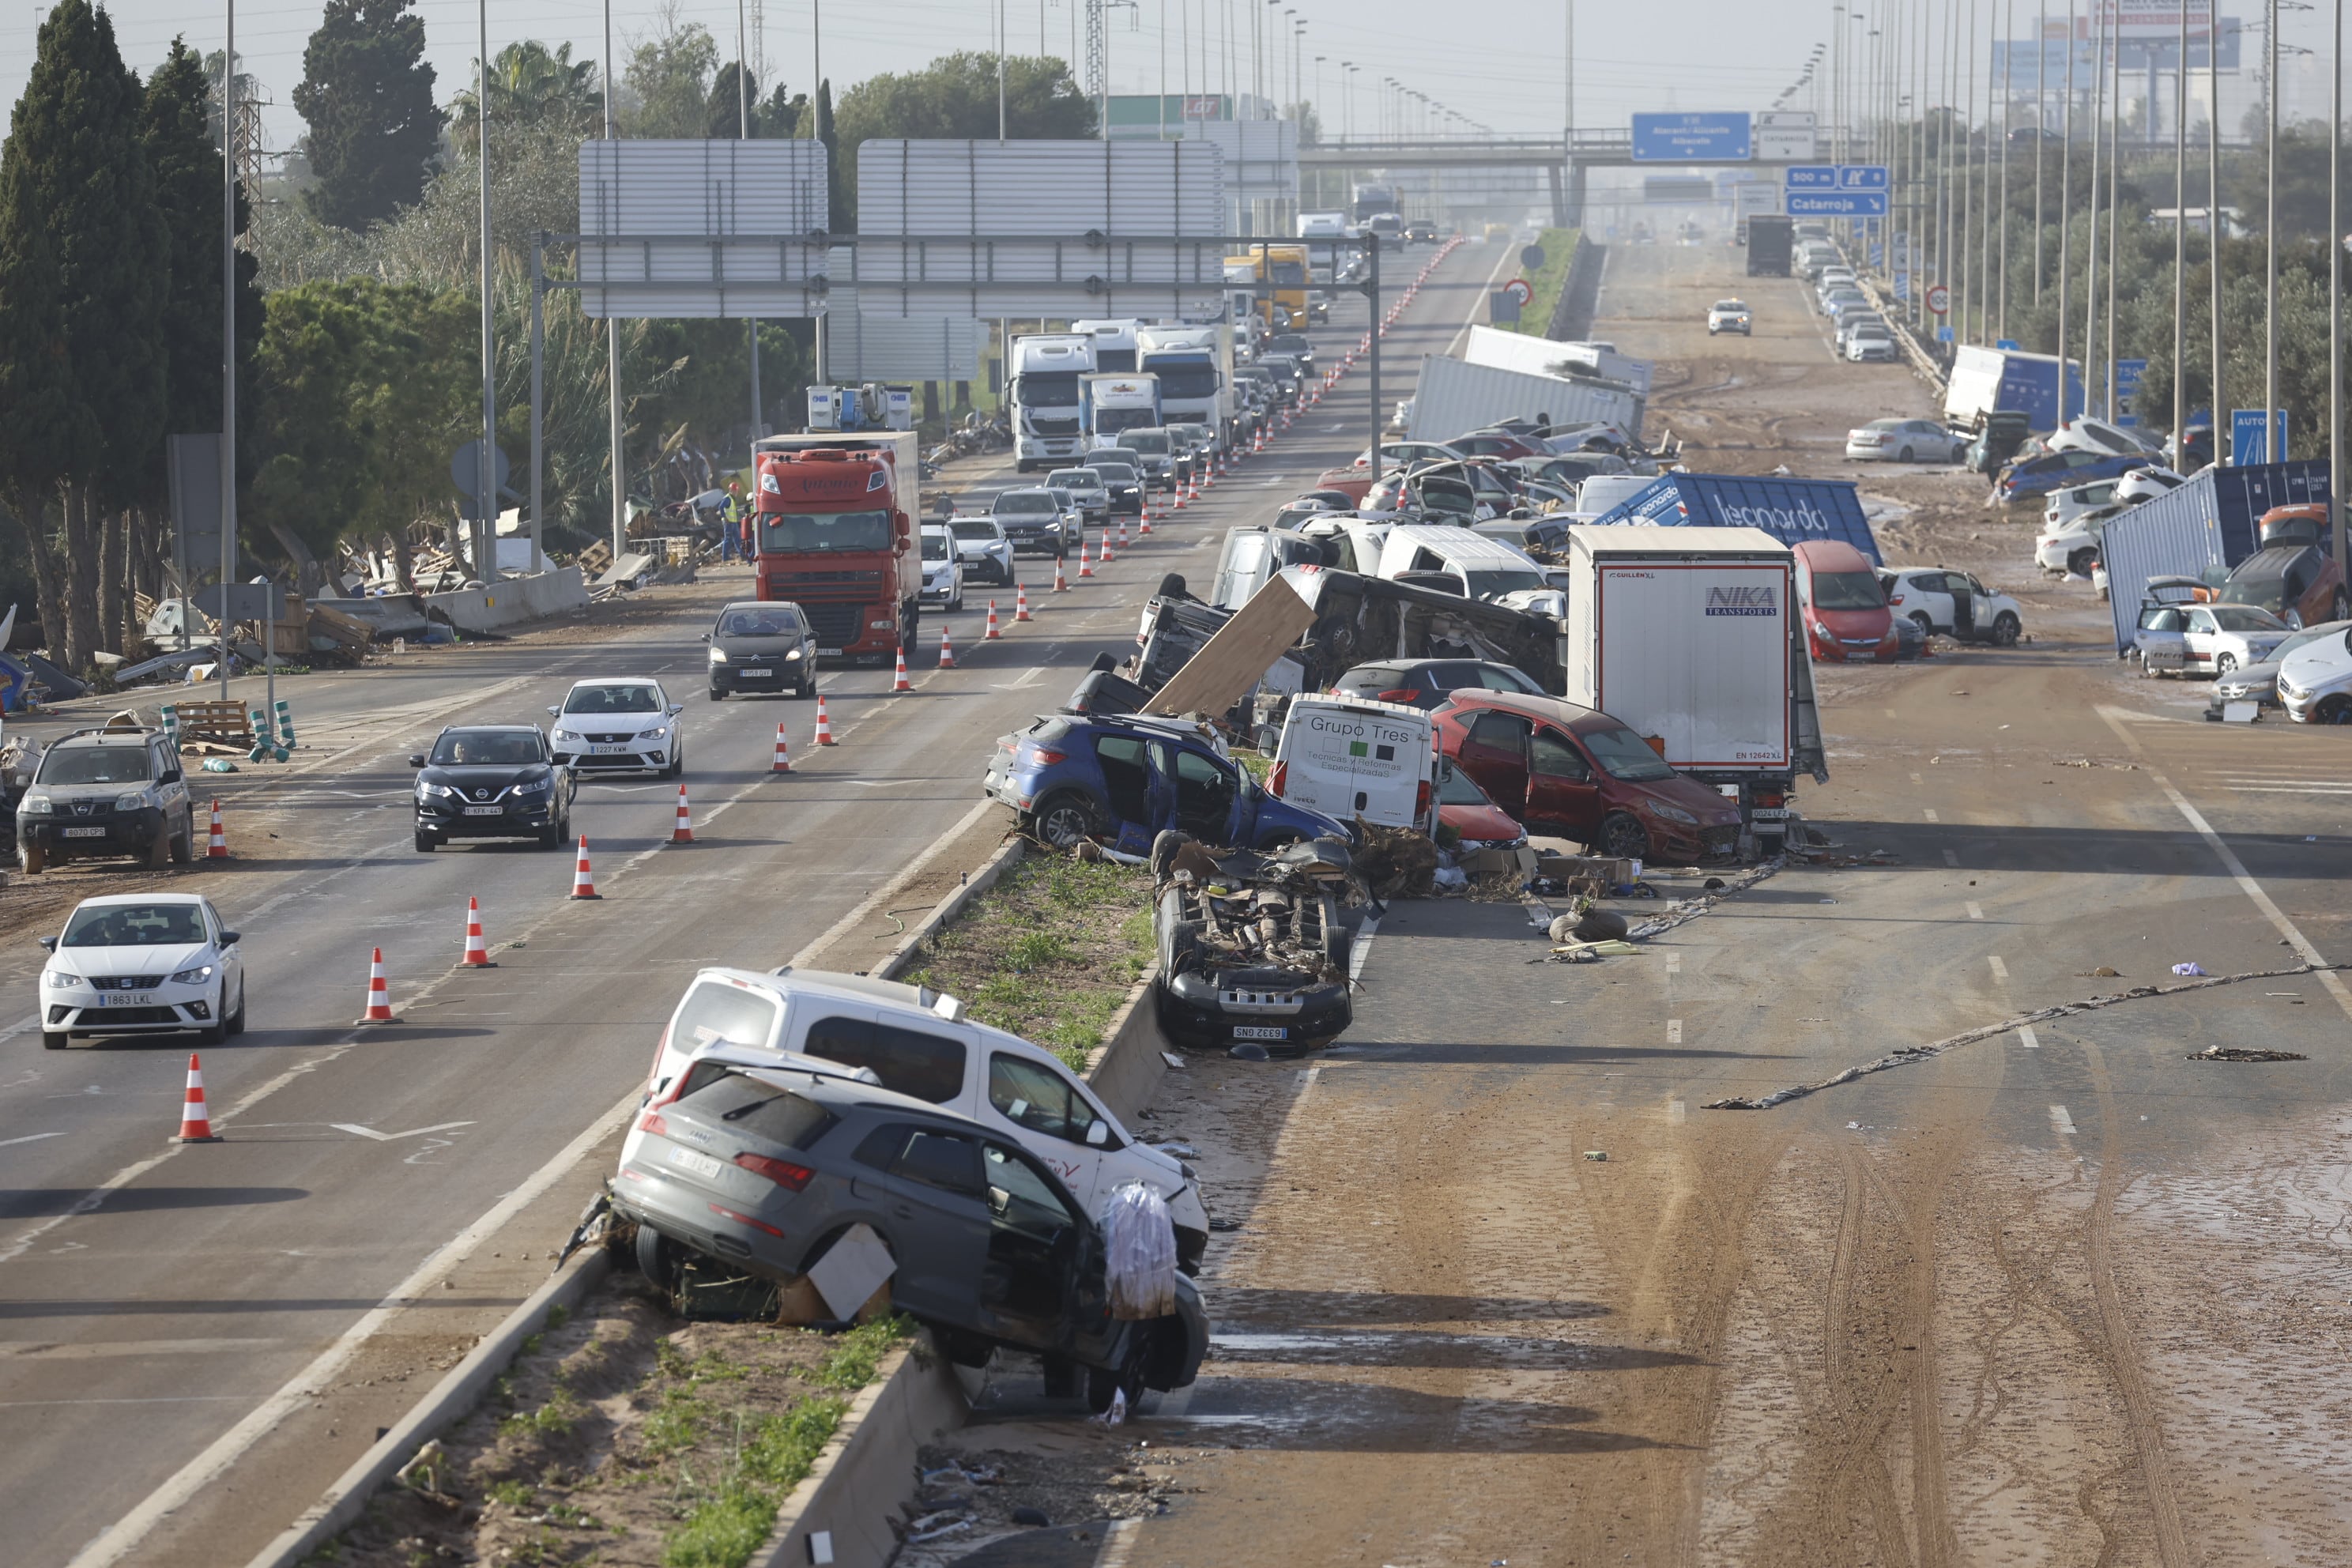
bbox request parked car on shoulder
[2049,415,2162,459]
[1794,540,1898,662]
[1993,449,2144,505]
[2214,506,2350,628]
[705,600,820,699]
[1433,756,1528,853]
[1432,691,1744,861]
[36,892,245,1050]
[1878,567,2025,645]
[1845,418,1966,464]
[1706,299,1753,335]
[2132,579,2294,677]
[13,723,194,874]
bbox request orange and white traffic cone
[461,896,494,966]
[205,799,228,858]
[1076,538,1094,579]
[771,724,793,773]
[1053,556,1069,591]
[813,693,836,744]
[357,946,398,1023]
[891,646,913,692]
[1138,506,1152,535]
[1116,518,1129,549]
[671,784,694,842]
[1015,582,1033,621]
[1100,530,1116,564]
[175,1053,221,1142]
[938,624,956,668]
[570,836,602,898]
[985,600,1002,639]
[1172,484,1187,511]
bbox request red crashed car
[1793,539,1898,662]
[1434,691,1744,861]
[1434,756,1528,851]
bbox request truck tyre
[1992,612,2021,646]
[1032,792,1103,850]
[1574,906,1631,941]
[1597,811,1650,859]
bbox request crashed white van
[1270,695,1434,831]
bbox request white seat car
[918,524,965,611]
[1846,418,1966,464]
[1879,566,2026,644]
[947,516,1016,586]
[2278,624,2352,721]
[547,677,686,777]
[629,967,1212,1270]
[40,894,246,1050]
[2036,502,2123,576]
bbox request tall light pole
[476,0,498,584]
[2265,0,2279,459]
[2173,0,2188,450]
[2000,0,2011,337]
[1565,0,1576,139]
[218,0,237,699]
[738,0,763,450]
[2036,0,2047,303]
[2057,0,2073,416]
[604,0,625,557]
[2333,0,2345,579]
[2210,0,2223,462]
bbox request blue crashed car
[985,711,1349,854]
[1994,449,2143,505]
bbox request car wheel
[2141,652,2168,679]
[227,979,247,1036]
[2067,548,2097,577]
[415,831,438,853]
[1597,811,1650,858]
[665,751,683,778]
[2333,590,2350,622]
[1909,612,1934,639]
[2213,653,2237,677]
[147,831,171,871]
[1148,828,1196,881]
[1992,612,2021,646]
[41,1031,66,1051]
[799,675,817,698]
[2316,695,2352,724]
[709,685,726,700]
[199,984,230,1045]
[1032,791,1105,850]
[1898,446,1914,462]
[170,809,194,865]
[19,843,43,875]
[1085,1351,1148,1415]
[635,1222,681,1290]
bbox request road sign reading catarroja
[1630,112,1753,162]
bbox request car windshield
[1090,463,1138,483]
[563,684,661,714]
[950,522,999,542]
[1811,570,1886,609]
[432,732,544,766]
[1048,471,1099,489]
[2271,624,2342,662]
[758,507,891,554]
[62,902,206,947]
[2209,605,2290,632]
[718,608,801,636]
[921,531,952,560]
[1713,300,1747,311]
[1464,568,1547,597]
[38,745,152,786]
[1864,419,1903,432]
[1581,724,1676,782]
[1437,763,1496,806]
[997,492,1053,514]
[1124,432,1170,454]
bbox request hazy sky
[0,0,2335,158]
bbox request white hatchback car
[628,967,1212,1269]
[1880,567,2026,645]
[947,516,1017,586]
[918,524,966,611]
[40,894,246,1050]
[547,677,686,777]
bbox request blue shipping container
[1944,346,2086,432]
[1588,473,1882,564]
[2101,459,2330,653]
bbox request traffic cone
[461,896,494,966]
[1077,538,1094,579]
[205,799,228,858]
[771,725,793,773]
[938,624,956,668]
[985,600,1002,639]
[570,836,602,898]
[1100,530,1116,564]
[892,646,913,691]
[1116,518,1129,548]
[1138,504,1152,535]
[671,784,695,842]
[175,1053,222,1142]
[1172,484,1187,511]
[813,694,836,744]
[1053,556,1069,592]
[1015,582,1033,620]
[356,947,398,1023]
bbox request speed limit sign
[1502,278,1535,307]
[1926,283,1951,315]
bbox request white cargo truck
[1010,333,1096,472]
[1136,324,1235,457]
[1559,525,1826,848]
[1270,696,1434,831]
[1080,371,1163,448]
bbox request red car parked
[1434,691,1745,861]
[1792,539,1898,662]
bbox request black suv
[410,726,575,851]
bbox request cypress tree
[294,0,441,231]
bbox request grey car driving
[706,600,820,699]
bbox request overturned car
[1152,829,1359,1055]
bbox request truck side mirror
[895,511,911,548]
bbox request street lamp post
[476,0,498,586]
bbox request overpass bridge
[1300,131,1845,224]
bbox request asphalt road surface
[0,237,1504,1567]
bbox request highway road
[0,236,1508,1566]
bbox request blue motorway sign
[2232,408,2289,466]
[1786,164,1889,190]
[2113,357,2148,426]
[1630,112,1752,162]
[1788,190,1889,217]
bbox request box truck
[1406,355,1645,446]
[1559,525,1827,846]
[1136,324,1234,456]
[1010,332,1096,472]
[1745,214,1794,276]
[1080,371,1163,448]
[750,432,921,662]
[1944,346,2085,433]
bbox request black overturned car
[1151,830,1357,1056]
[410,725,576,851]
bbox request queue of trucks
[1013,320,1250,473]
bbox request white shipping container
[577,141,830,318]
[1461,326,1653,397]
[1406,356,1644,446]
[1564,526,1796,773]
[851,140,1229,318]
[1272,697,1434,831]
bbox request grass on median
[1494,226,1580,336]
[901,852,1155,1073]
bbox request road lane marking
[1668,1099,1687,1125]
[2018,1026,2041,1049]
[2050,1104,2078,1135]
[329,1121,476,1142]
[1664,952,1681,974]
[2096,706,2352,1023]
[1988,956,2008,982]
[1924,808,1939,821]
[1942,849,1959,866]
[0,1132,63,1150]
[1966,902,1984,920]
[1667,1019,1682,1042]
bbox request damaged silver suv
[15,725,195,873]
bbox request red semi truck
[750,432,921,662]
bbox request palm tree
[448,40,601,152]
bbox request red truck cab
[752,432,920,662]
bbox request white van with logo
[1270,695,1434,831]
[628,967,1211,1270]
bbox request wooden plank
[1145,578,1317,718]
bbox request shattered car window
[670,982,781,1055]
[989,1053,1102,1145]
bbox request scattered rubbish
[1431,863,1469,892]
[2305,835,2320,842]
[1091,1388,1129,1427]
[1159,1051,1188,1069]
[1551,906,1629,944]
[1819,897,1838,904]
[2171,962,2207,977]
[1103,1184,1179,1320]
[1228,1042,1271,1061]
[1703,876,1726,891]
[1353,818,1441,899]
[1583,1151,1608,1161]
[1012,1506,1052,1527]
[2079,967,2121,977]
[200,757,237,773]
[1846,1121,1860,1129]
[2189,1044,2307,1063]
[1208,1216,1242,1232]
[907,1513,973,1544]
[1865,850,1902,865]
[2221,701,2259,724]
